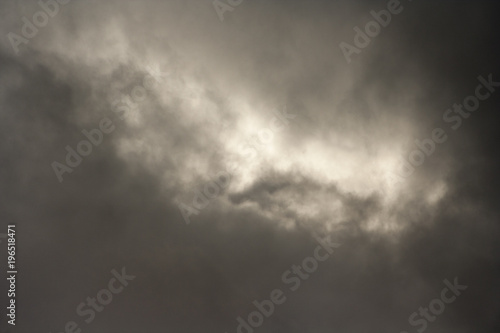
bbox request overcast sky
[1,0,499,332]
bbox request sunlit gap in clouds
[108,63,450,235]
[44,32,450,237]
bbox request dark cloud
[0,0,499,332]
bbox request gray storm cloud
[0,0,499,332]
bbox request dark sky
[1,0,499,332]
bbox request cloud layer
[1,0,499,332]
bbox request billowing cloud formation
[0,0,499,332]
